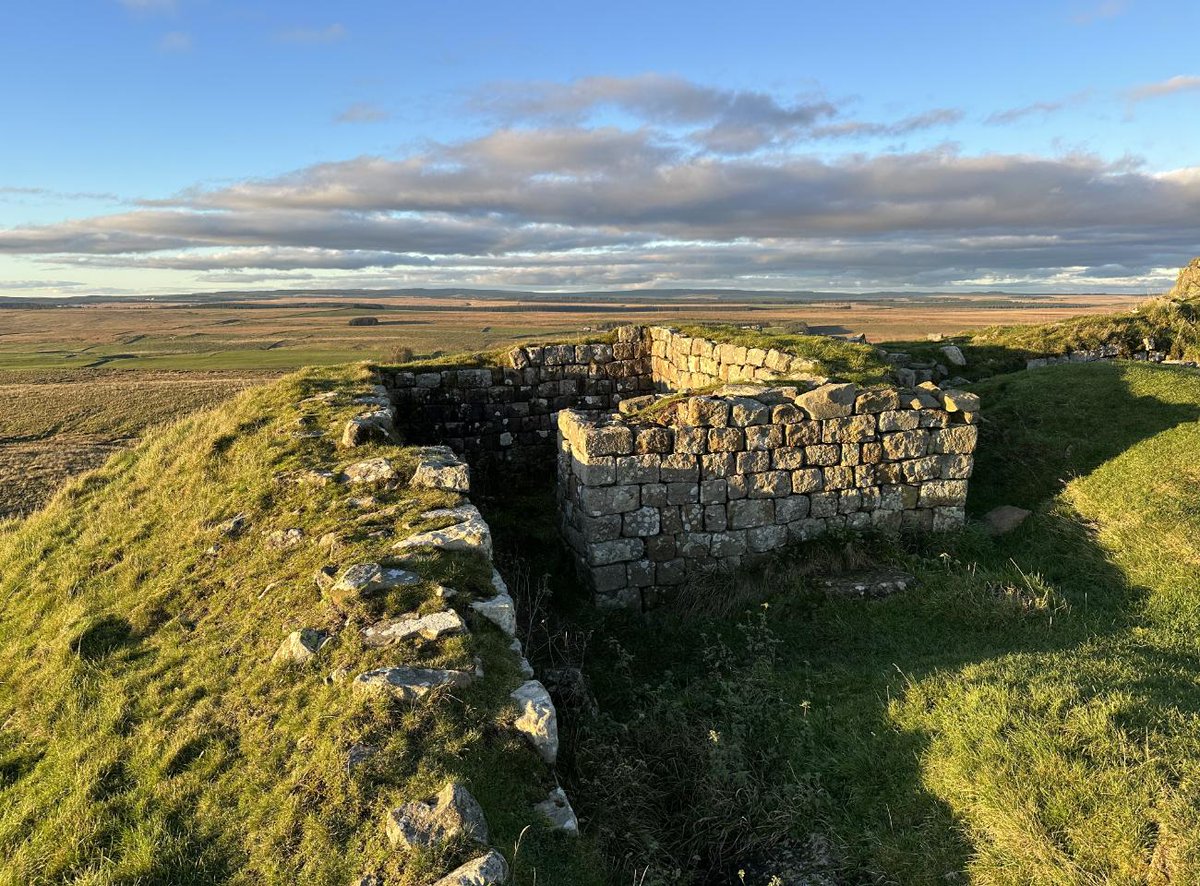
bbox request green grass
[675,323,892,384]
[0,367,601,885]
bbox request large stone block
[728,397,771,427]
[660,453,699,482]
[878,409,920,432]
[728,498,774,529]
[636,426,674,454]
[579,423,635,458]
[579,484,640,516]
[588,537,644,566]
[855,388,902,413]
[930,425,978,454]
[748,471,791,498]
[701,452,736,479]
[791,468,823,493]
[918,480,968,507]
[674,427,708,454]
[796,383,858,419]
[707,427,744,452]
[614,454,660,484]
[772,447,806,470]
[747,523,788,552]
[622,507,660,537]
[745,424,784,450]
[775,495,810,523]
[882,430,929,460]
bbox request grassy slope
[536,361,1200,885]
[0,367,599,885]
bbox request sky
[0,0,1198,297]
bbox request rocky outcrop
[1170,257,1200,299]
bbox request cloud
[275,23,347,45]
[158,31,191,53]
[1126,74,1200,103]
[4,74,1198,293]
[986,98,1074,125]
[334,102,390,124]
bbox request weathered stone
[342,458,397,485]
[940,345,967,366]
[470,570,517,637]
[729,498,774,529]
[535,787,579,835]
[940,389,980,413]
[432,850,509,886]
[728,396,771,427]
[272,628,330,664]
[352,666,474,701]
[795,383,857,419]
[394,505,493,557]
[386,782,489,850]
[411,446,471,492]
[930,425,978,454]
[578,484,640,517]
[982,505,1032,535]
[342,409,396,448]
[362,610,467,647]
[265,528,305,549]
[882,430,928,460]
[328,563,421,605]
[510,680,559,764]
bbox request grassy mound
[0,367,599,885]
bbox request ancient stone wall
[645,325,824,390]
[557,380,979,608]
[377,327,653,466]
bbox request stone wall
[557,380,980,608]
[377,327,653,466]
[645,325,825,390]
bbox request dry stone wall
[378,327,653,466]
[558,378,980,608]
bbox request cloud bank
[2,74,1197,293]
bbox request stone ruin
[376,325,980,609]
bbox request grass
[0,367,601,885]
[479,360,1200,885]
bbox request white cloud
[1126,74,1200,103]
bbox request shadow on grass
[473,362,1200,884]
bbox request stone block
[745,424,784,450]
[796,383,858,419]
[930,425,978,454]
[579,513,622,542]
[918,480,968,507]
[707,427,744,452]
[737,450,771,473]
[615,454,660,484]
[644,534,676,561]
[710,530,748,558]
[623,507,661,537]
[772,447,806,470]
[674,427,708,454]
[573,455,615,486]
[701,452,736,479]
[855,388,902,413]
[579,484,640,516]
[748,471,791,498]
[580,423,634,458]
[789,518,827,541]
[700,478,728,504]
[940,390,980,413]
[678,532,713,559]
[627,559,656,587]
[667,482,700,505]
[838,490,862,514]
[775,495,810,523]
[861,442,884,464]
[902,456,941,482]
[791,468,824,493]
[660,453,699,482]
[882,430,928,460]
[729,397,771,427]
[747,523,788,552]
[918,409,951,428]
[771,403,804,423]
[588,537,644,566]
[657,559,688,586]
[728,498,774,529]
[933,506,966,531]
[804,444,839,466]
[682,396,730,427]
[809,491,838,518]
[824,466,855,490]
[636,426,674,454]
[939,455,973,479]
[878,409,920,432]
[704,503,728,531]
[641,482,668,507]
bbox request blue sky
[1,0,1198,296]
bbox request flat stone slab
[534,787,579,835]
[393,504,493,558]
[510,679,558,765]
[341,458,397,484]
[432,850,509,886]
[817,569,914,598]
[386,781,489,850]
[362,609,467,647]
[328,563,421,605]
[411,445,471,493]
[353,666,475,701]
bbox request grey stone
[982,505,1032,536]
[352,666,475,701]
[411,446,471,492]
[939,345,967,366]
[342,458,397,485]
[432,850,509,886]
[535,787,579,835]
[795,383,858,419]
[394,504,493,557]
[328,563,421,604]
[265,528,304,549]
[386,782,489,850]
[272,628,330,664]
[510,680,559,764]
[342,408,396,448]
[471,570,518,637]
[362,610,467,647]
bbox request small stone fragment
[469,570,517,636]
[271,628,330,664]
[510,680,559,765]
[265,528,305,549]
[386,781,489,850]
[431,850,509,886]
[534,787,579,835]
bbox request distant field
[0,291,1144,374]
[0,370,269,518]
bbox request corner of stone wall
[558,366,980,608]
